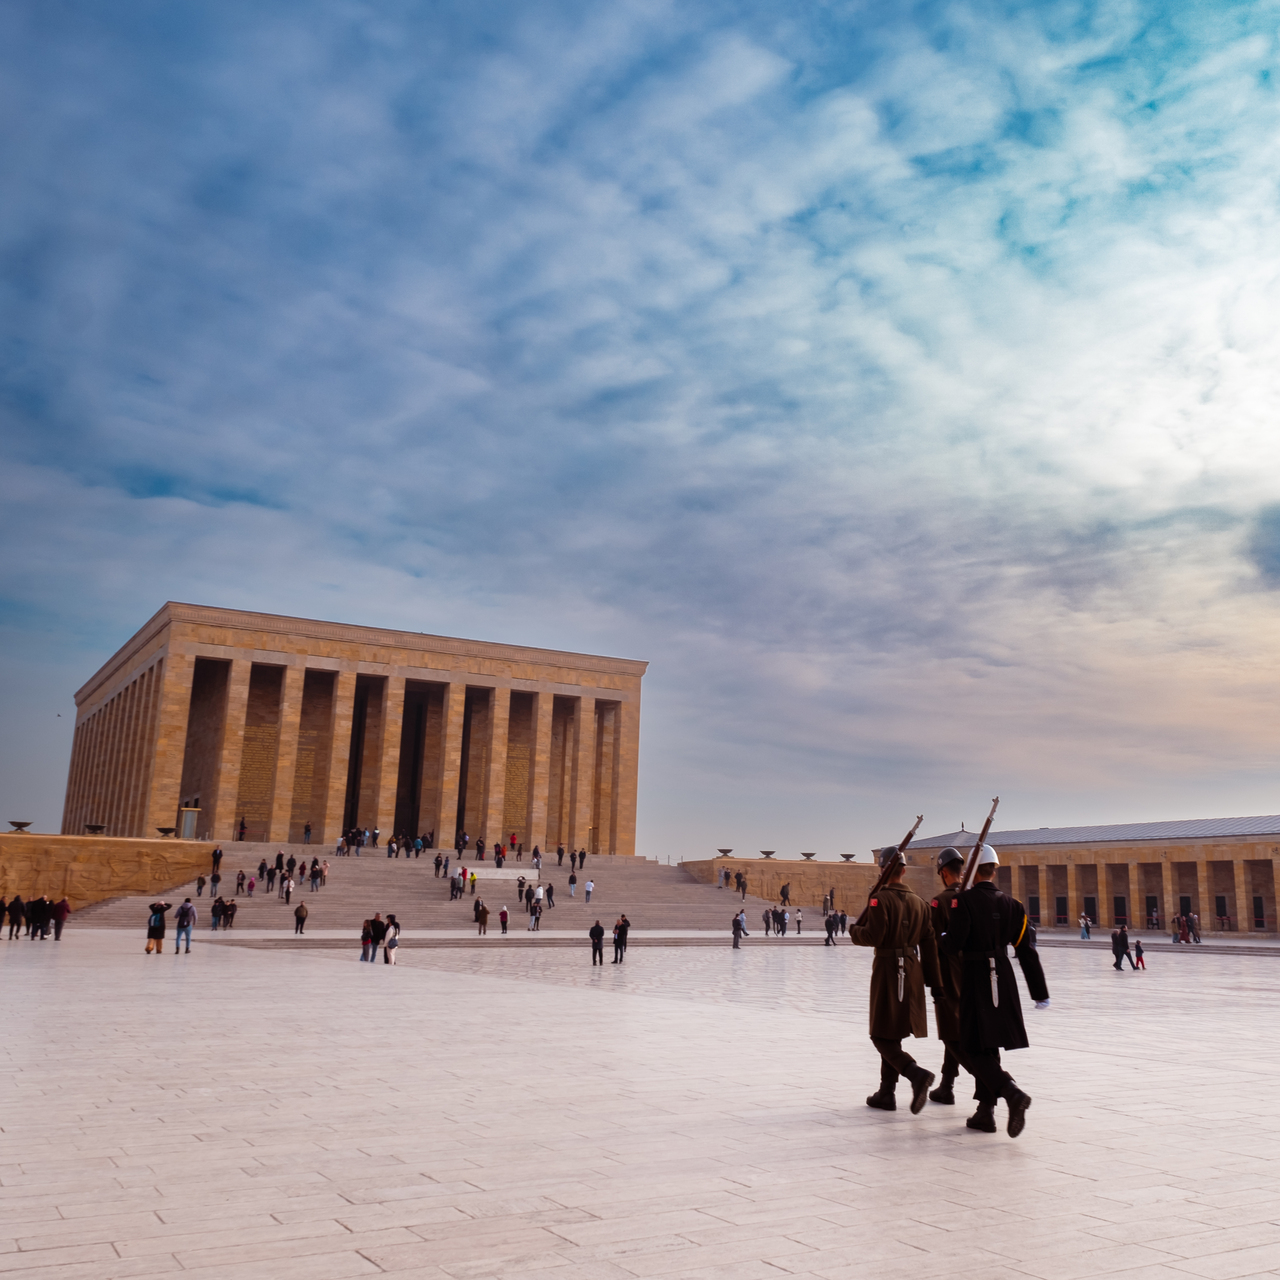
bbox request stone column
[613,696,641,857]
[1232,859,1250,932]
[1126,861,1139,929]
[1159,857,1174,933]
[320,671,357,844]
[375,676,406,840]
[209,659,253,842]
[482,687,510,847]
[144,652,197,836]
[526,692,555,853]
[436,681,467,849]
[1066,861,1083,930]
[568,696,597,853]
[1194,858,1211,933]
[267,663,307,843]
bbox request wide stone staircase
[75,845,782,937]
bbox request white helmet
[976,843,999,866]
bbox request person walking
[938,844,1043,1137]
[310,863,321,892]
[210,871,221,898]
[825,912,838,946]
[1190,912,1202,943]
[210,898,223,930]
[1110,928,1128,970]
[732,913,743,948]
[211,846,223,874]
[383,914,400,963]
[585,878,594,904]
[1117,925,1137,969]
[569,871,577,897]
[222,899,237,929]
[51,897,71,941]
[477,901,490,936]
[6,896,24,939]
[589,919,605,965]
[321,859,329,885]
[1134,938,1146,969]
[246,875,255,897]
[925,846,976,1107]
[236,870,246,894]
[1079,912,1090,940]
[499,906,509,934]
[557,845,565,866]
[284,877,294,904]
[196,874,206,898]
[780,883,791,906]
[173,898,195,953]
[849,845,939,1115]
[545,883,555,908]
[144,901,172,954]
[360,920,373,961]
[303,821,312,845]
[294,901,308,935]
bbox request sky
[4,0,1280,858]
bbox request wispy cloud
[5,0,1280,850]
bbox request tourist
[1189,912,1202,943]
[477,901,489,935]
[266,865,276,893]
[360,920,373,961]
[196,874,206,897]
[1134,938,1145,969]
[585,878,594,904]
[51,897,70,941]
[780,882,791,906]
[321,859,329,885]
[384,914,400,962]
[545,883,555,908]
[569,871,577,897]
[294,901,307,935]
[839,910,848,935]
[434,853,443,878]
[247,875,255,897]
[211,846,223,873]
[589,919,605,965]
[237,817,246,840]
[222,899,237,928]
[236,870,246,893]
[795,909,802,935]
[499,905,509,933]
[258,857,268,881]
[310,863,320,891]
[557,844,565,866]
[825,912,838,945]
[469,871,477,895]
[210,897,223,929]
[1079,912,1090,940]
[372,827,380,848]
[369,913,387,955]
[732,913,743,948]
[534,884,544,911]
[144,900,172,954]
[6,895,24,938]
[210,870,221,898]
[173,898,195,952]
[303,821,311,845]
[613,914,630,962]
[570,851,577,872]
[284,877,294,904]
[286,854,297,881]
[387,838,395,859]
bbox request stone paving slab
[2,931,1279,1279]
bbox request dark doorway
[343,679,371,832]
[1254,895,1266,930]
[1214,894,1228,923]
[1179,894,1192,917]
[1055,896,1067,925]
[1112,896,1127,926]
[1028,896,1040,925]
[1083,895,1097,924]
[1146,895,1158,927]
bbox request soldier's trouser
[871,1037,925,1089]
[964,1048,1017,1106]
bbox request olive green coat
[850,882,940,1039]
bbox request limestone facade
[62,603,647,853]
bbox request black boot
[966,1103,997,1132]
[866,1089,896,1111]
[1006,1089,1032,1138]
[909,1069,935,1115]
[929,1076,956,1105]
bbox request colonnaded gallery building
[61,603,646,853]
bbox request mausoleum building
[61,603,646,851]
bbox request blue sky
[5,0,1280,854]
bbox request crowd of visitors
[3,895,71,940]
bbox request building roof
[910,814,1280,849]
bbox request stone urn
[84,823,107,835]
[840,853,856,862]
[800,852,817,860]
[759,850,775,859]
[155,827,177,837]
[717,848,733,857]
[7,821,32,832]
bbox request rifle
[852,814,924,928]
[958,797,1000,891]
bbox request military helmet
[936,846,963,871]
[878,844,902,869]
[976,843,999,866]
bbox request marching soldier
[939,844,1046,1137]
[927,846,973,1106]
[850,845,940,1114]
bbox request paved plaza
[2,932,1279,1280]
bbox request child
[1134,938,1145,969]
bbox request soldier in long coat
[850,846,941,1114]
[939,845,1046,1137]
[927,846,973,1106]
